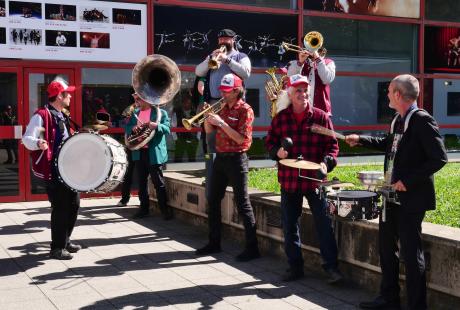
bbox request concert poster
[425,26,460,73]
[153,6,297,68]
[305,0,420,19]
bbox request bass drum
[56,132,127,193]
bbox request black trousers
[207,152,257,248]
[379,204,427,310]
[46,179,80,250]
[120,150,135,203]
[137,149,168,215]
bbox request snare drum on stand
[55,132,128,193]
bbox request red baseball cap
[287,74,309,88]
[219,73,243,92]
[47,80,76,98]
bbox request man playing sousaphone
[285,31,335,115]
[265,74,343,283]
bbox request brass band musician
[286,32,336,115]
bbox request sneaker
[235,247,260,262]
[50,248,73,260]
[132,209,149,219]
[66,243,82,253]
[282,269,304,282]
[195,243,221,256]
[325,269,343,284]
[117,200,128,207]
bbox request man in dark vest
[287,34,335,115]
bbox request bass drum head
[57,133,112,192]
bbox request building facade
[0,0,459,202]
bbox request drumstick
[35,127,46,165]
[311,124,345,140]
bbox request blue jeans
[280,189,338,272]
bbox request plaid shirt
[215,99,254,152]
[265,104,339,193]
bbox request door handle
[14,125,22,139]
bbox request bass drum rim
[56,132,117,192]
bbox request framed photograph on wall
[447,92,460,116]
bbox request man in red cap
[195,28,251,206]
[195,73,260,262]
[265,74,343,283]
[22,78,81,260]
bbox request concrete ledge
[149,171,460,309]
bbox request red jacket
[301,58,333,114]
[29,108,57,180]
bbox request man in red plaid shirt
[265,74,342,283]
[195,73,260,262]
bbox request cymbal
[82,124,108,131]
[321,181,355,189]
[279,159,321,170]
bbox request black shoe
[325,269,343,284]
[359,296,400,309]
[282,269,304,282]
[66,243,82,253]
[235,247,260,262]
[133,209,149,218]
[195,243,221,256]
[50,248,73,260]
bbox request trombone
[182,98,226,130]
[281,31,326,57]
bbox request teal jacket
[126,108,170,165]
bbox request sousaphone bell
[126,54,181,150]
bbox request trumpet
[282,31,326,57]
[182,98,226,130]
[208,45,227,70]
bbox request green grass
[248,163,460,228]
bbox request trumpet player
[195,73,260,262]
[286,33,335,115]
[195,29,251,206]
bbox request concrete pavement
[0,198,373,309]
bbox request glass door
[0,67,23,202]
[24,68,75,201]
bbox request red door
[23,68,75,201]
[0,67,24,202]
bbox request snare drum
[326,190,379,220]
[55,132,127,193]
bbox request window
[305,0,420,19]
[303,16,418,73]
[81,68,133,128]
[154,6,297,68]
[330,76,394,126]
[425,0,460,22]
[184,0,296,9]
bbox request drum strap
[389,108,422,134]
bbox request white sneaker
[117,201,127,207]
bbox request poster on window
[305,0,420,19]
[0,0,147,63]
[425,26,460,73]
[153,6,297,68]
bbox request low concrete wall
[149,171,460,309]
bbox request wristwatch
[217,121,224,127]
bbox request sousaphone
[126,54,181,150]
